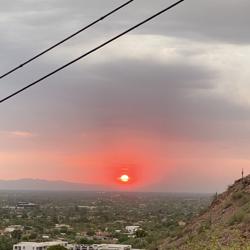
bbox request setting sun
[119,174,130,183]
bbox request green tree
[136,229,147,238]
[29,232,38,240]
[0,237,13,250]
[11,230,22,241]
[78,237,95,245]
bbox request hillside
[159,175,250,250]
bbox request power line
[0,0,185,104]
[0,0,134,80]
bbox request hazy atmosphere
[1,0,250,193]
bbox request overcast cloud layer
[1,0,250,192]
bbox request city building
[13,241,69,250]
[55,224,72,229]
[16,202,38,209]
[74,244,131,250]
[94,244,131,250]
[4,225,24,233]
[12,242,144,250]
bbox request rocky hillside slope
[159,175,250,249]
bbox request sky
[0,0,250,192]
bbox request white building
[73,244,131,250]
[16,202,38,208]
[5,225,24,233]
[55,224,72,229]
[93,245,131,250]
[13,241,68,250]
[125,226,140,234]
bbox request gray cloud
[1,0,249,48]
[137,0,250,44]
[79,59,250,140]
[2,57,250,145]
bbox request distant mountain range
[0,179,110,191]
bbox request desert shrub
[242,201,250,213]
[228,210,246,225]
[243,213,250,225]
[198,218,212,234]
[232,191,249,206]
[232,191,244,200]
[223,200,232,209]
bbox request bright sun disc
[120,174,130,183]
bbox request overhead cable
[0,0,185,104]
[0,0,134,80]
